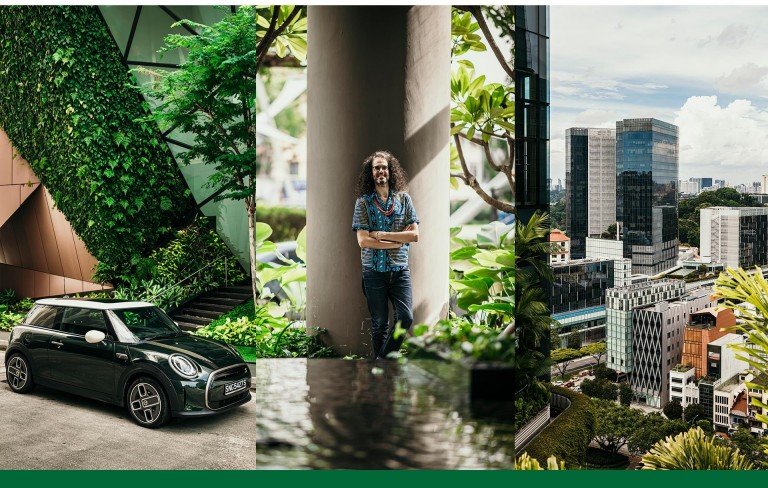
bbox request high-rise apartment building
[762,174,768,194]
[565,127,616,259]
[631,288,713,407]
[700,206,768,268]
[616,118,679,275]
[605,279,686,374]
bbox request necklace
[374,192,395,216]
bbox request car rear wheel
[6,354,35,393]
[127,377,171,428]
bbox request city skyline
[551,6,768,186]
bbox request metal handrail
[148,255,229,304]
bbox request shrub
[405,317,514,363]
[109,217,246,310]
[523,385,596,469]
[194,301,335,358]
[255,206,306,242]
[0,7,195,272]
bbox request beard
[376,176,387,186]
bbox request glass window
[25,305,59,329]
[60,307,108,335]
[111,306,180,341]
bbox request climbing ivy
[0,6,195,273]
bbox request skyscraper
[565,127,616,258]
[616,118,679,275]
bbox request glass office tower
[565,128,616,258]
[616,118,679,275]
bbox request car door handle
[51,341,63,347]
[116,353,129,360]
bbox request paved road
[551,355,601,377]
[0,350,255,469]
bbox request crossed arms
[356,223,419,249]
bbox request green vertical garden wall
[0,6,195,271]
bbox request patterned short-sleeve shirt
[351,191,419,271]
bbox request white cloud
[715,62,768,94]
[674,96,768,173]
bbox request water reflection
[256,358,514,469]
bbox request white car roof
[35,298,157,310]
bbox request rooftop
[35,298,156,310]
[549,229,570,242]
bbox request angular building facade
[565,127,616,258]
[616,118,679,275]
[631,288,712,407]
[700,206,768,269]
[605,278,686,374]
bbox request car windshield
[110,306,181,341]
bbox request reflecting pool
[256,358,514,469]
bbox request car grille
[210,391,249,409]
[205,364,251,411]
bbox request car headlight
[169,354,200,379]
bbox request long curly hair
[354,150,409,198]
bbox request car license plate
[224,378,247,395]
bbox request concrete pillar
[307,6,451,356]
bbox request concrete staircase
[170,285,252,332]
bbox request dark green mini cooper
[5,298,251,428]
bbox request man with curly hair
[352,150,419,359]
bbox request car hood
[133,334,244,370]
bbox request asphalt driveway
[0,350,256,469]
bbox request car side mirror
[85,330,106,344]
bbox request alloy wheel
[129,381,163,425]
[7,356,28,391]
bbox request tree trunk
[247,199,257,309]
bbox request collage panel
[516,5,768,472]
[0,5,255,469]
[256,5,516,469]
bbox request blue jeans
[362,269,413,358]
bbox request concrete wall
[307,6,450,355]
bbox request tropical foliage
[449,7,514,212]
[642,427,753,470]
[406,317,514,363]
[0,6,194,275]
[136,6,260,307]
[109,218,245,311]
[449,221,513,328]
[195,300,334,358]
[514,453,564,470]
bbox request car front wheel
[6,353,35,393]
[127,377,171,428]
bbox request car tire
[6,353,35,393]
[127,377,171,428]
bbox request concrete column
[307,6,450,356]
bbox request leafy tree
[677,188,763,247]
[642,427,753,470]
[449,7,514,213]
[592,399,644,454]
[593,363,619,382]
[256,6,307,71]
[137,7,269,309]
[628,413,688,456]
[683,403,707,425]
[549,196,565,230]
[730,423,768,468]
[696,419,714,436]
[600,223,617,240]
[581,342,606,369]
[581,378,618,401]
[619,382,633,406]
[567,330,582,349]
[663,400,683,421]
[551,348,582,378]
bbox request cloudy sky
[550,6,768,187]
